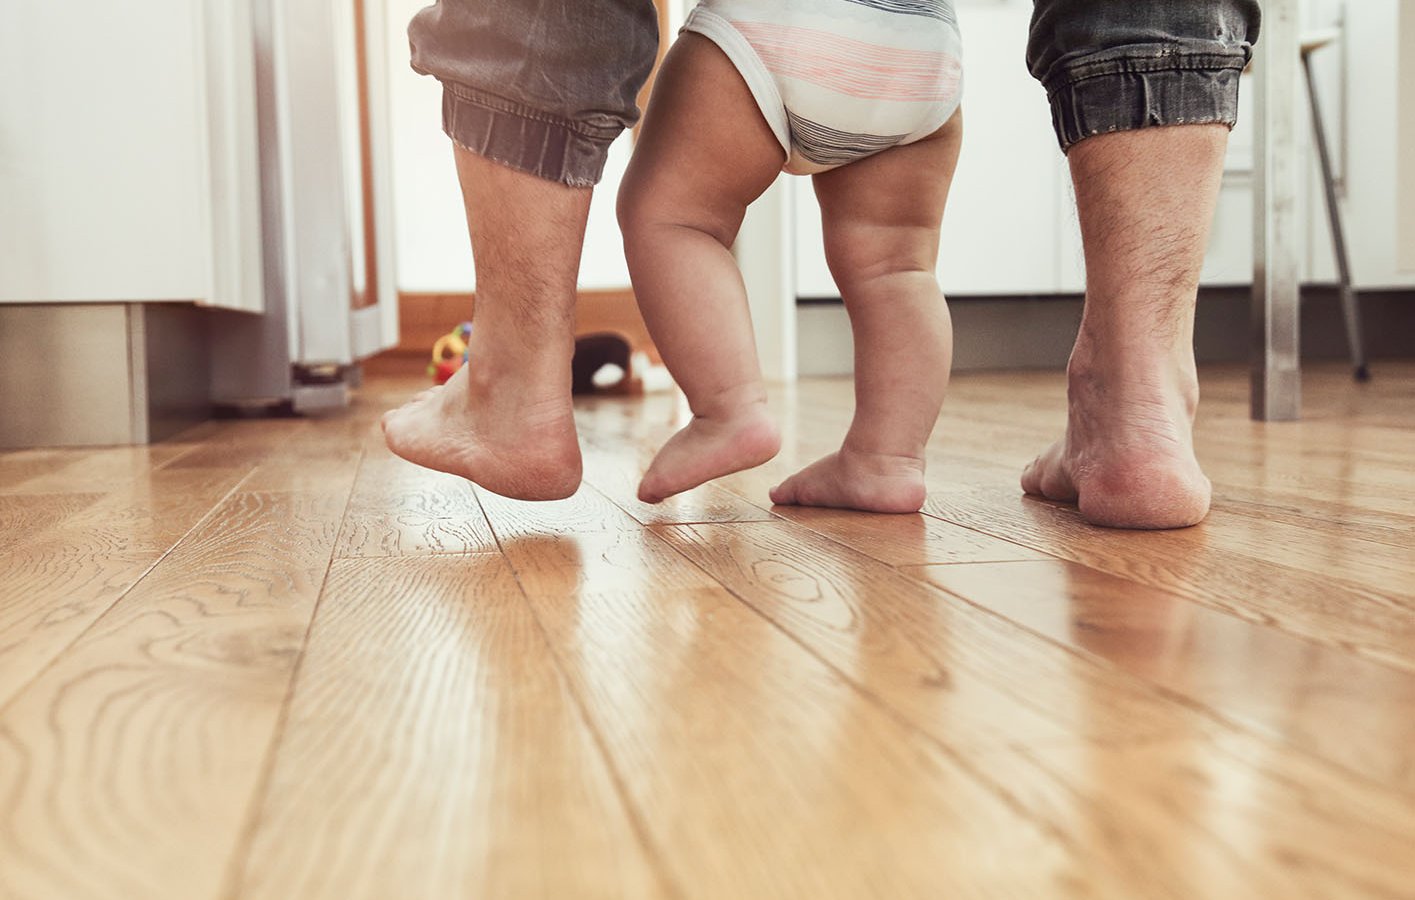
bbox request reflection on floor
[1,363,1413,898]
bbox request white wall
[1402,0,1415,271]
[384,0,632,293]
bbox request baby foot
[637,403,781,503]
[770,449,927,514]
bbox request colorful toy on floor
[428,321,472,384]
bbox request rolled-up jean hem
[441,82,619,187]
[1044,50,1247,153]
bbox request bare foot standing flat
[1020,125,1226,529]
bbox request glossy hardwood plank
[0,536,159,707]
[910,560,1415,793]
[3,364,1410,897]
[240,459,362,495]
[0,492,105,553]
[504,529,1083,898]
[0,470,250,709]
[501,528,718,600]
[167,421,362,472]
[54,467,251,553]
[475,483,639,540]
[0,490,346,900]
[334,448,496,558]
[0,449,73,491]
[655,520,1204,746]
[774,505,1050,566]
[0,445,194,494]
[992,730,1415,898]
[231,555,662,900]
[923,485,1415,673]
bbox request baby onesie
[682,0,964,174]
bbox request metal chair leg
[1302,51,1371,381]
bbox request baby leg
[771,113,963,513]
[618,34,787,503]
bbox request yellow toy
[428,322,472,384]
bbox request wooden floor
[2,362,1414,899]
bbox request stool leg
[1303,53,1371,381]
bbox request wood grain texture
[54,467,250,553]
[0,450,72,491]
[0,536,159,708]
[0,492,105,552]
[910,559,1415,794]
[0,470,250,709]
[774,504,1049,566]
[510,529,1083,898]
[334,449,496,558]
[0,445,194,494]
[499,529,718,601]
[988,731,1415,898]
[655,520,1205,746]
[0,490,346,900]
[231,555,662,900]
[476,483,639,540]
[2,363,1413,898]
[923,484,1415,673]
[580,447,774,526]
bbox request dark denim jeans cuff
[441,82,620,187]
[1043,46,1248,153]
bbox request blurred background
[1,0,1412,448]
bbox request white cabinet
[0,0,263,311]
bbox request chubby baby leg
[771,113,963,513]
[617,34,787,503]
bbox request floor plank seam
[579,473,779,528]
[488,514,689,900]
[915,506,1070,562]
[636,524,1087,849]
[467,482,686,895]
[154,444,202,470]
[0,465,260,719]
[913,506,1415,679]
[914,575,1415,804]
[213,446,366,900]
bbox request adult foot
[637,403,780,503]
[770,448,927,514]
[382,363,582,501]
[1021,351,1211,529]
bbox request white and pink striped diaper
[683,0,963,175]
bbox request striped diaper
[683,0,963,175]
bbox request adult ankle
[467,328,572,384]
[1066,342,1200,426]
[1069,327,1197,389]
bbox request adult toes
[1020,456,1052,496]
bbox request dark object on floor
[572,333,635,395]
